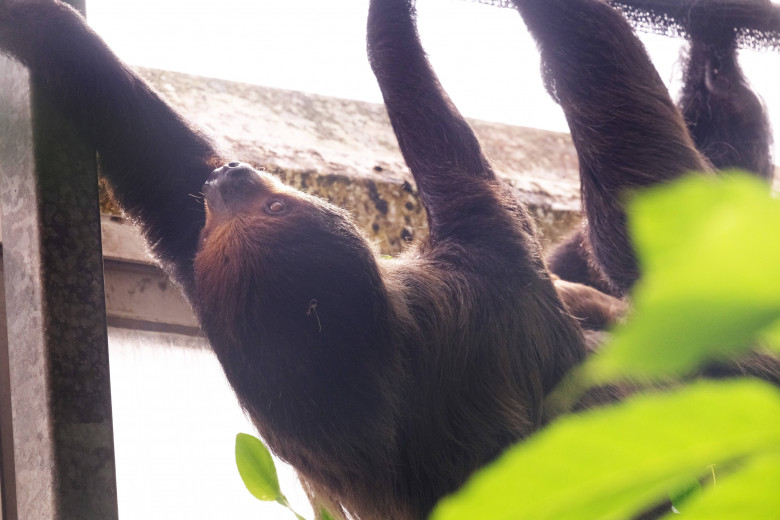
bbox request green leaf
[320,507,337,520]
[628,171,761,275]
[668,474,702,513]
[235,432,282,502]
[274,495,307,520]
[430,380,780,520]
[659,453,780,519]
[757,318,780,354]
[587,174,780,381]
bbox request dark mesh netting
[465,0,780,50]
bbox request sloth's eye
[266,200,285,213]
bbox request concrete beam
[135,68,585,253]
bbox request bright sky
[86,0,780,158]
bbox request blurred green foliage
[431,380,779,520]
[588,174,780,382]
[433,174,780,520]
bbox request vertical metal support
[0,258,14,520]
[0,1,119,517]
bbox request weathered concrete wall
[113,67,585,255]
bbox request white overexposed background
[86,0,780,156]
[87,1,780,519]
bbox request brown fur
[554,277,628,330]
[0,1,776,519]
[548,227,617,296]
[549,0,774,293]
[678,0,774,180]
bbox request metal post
[0,1,119,518]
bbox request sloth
[0,0,775,518]
[549,0,774,294]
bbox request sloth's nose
[202,162,264,214]
[204,161,256,187]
